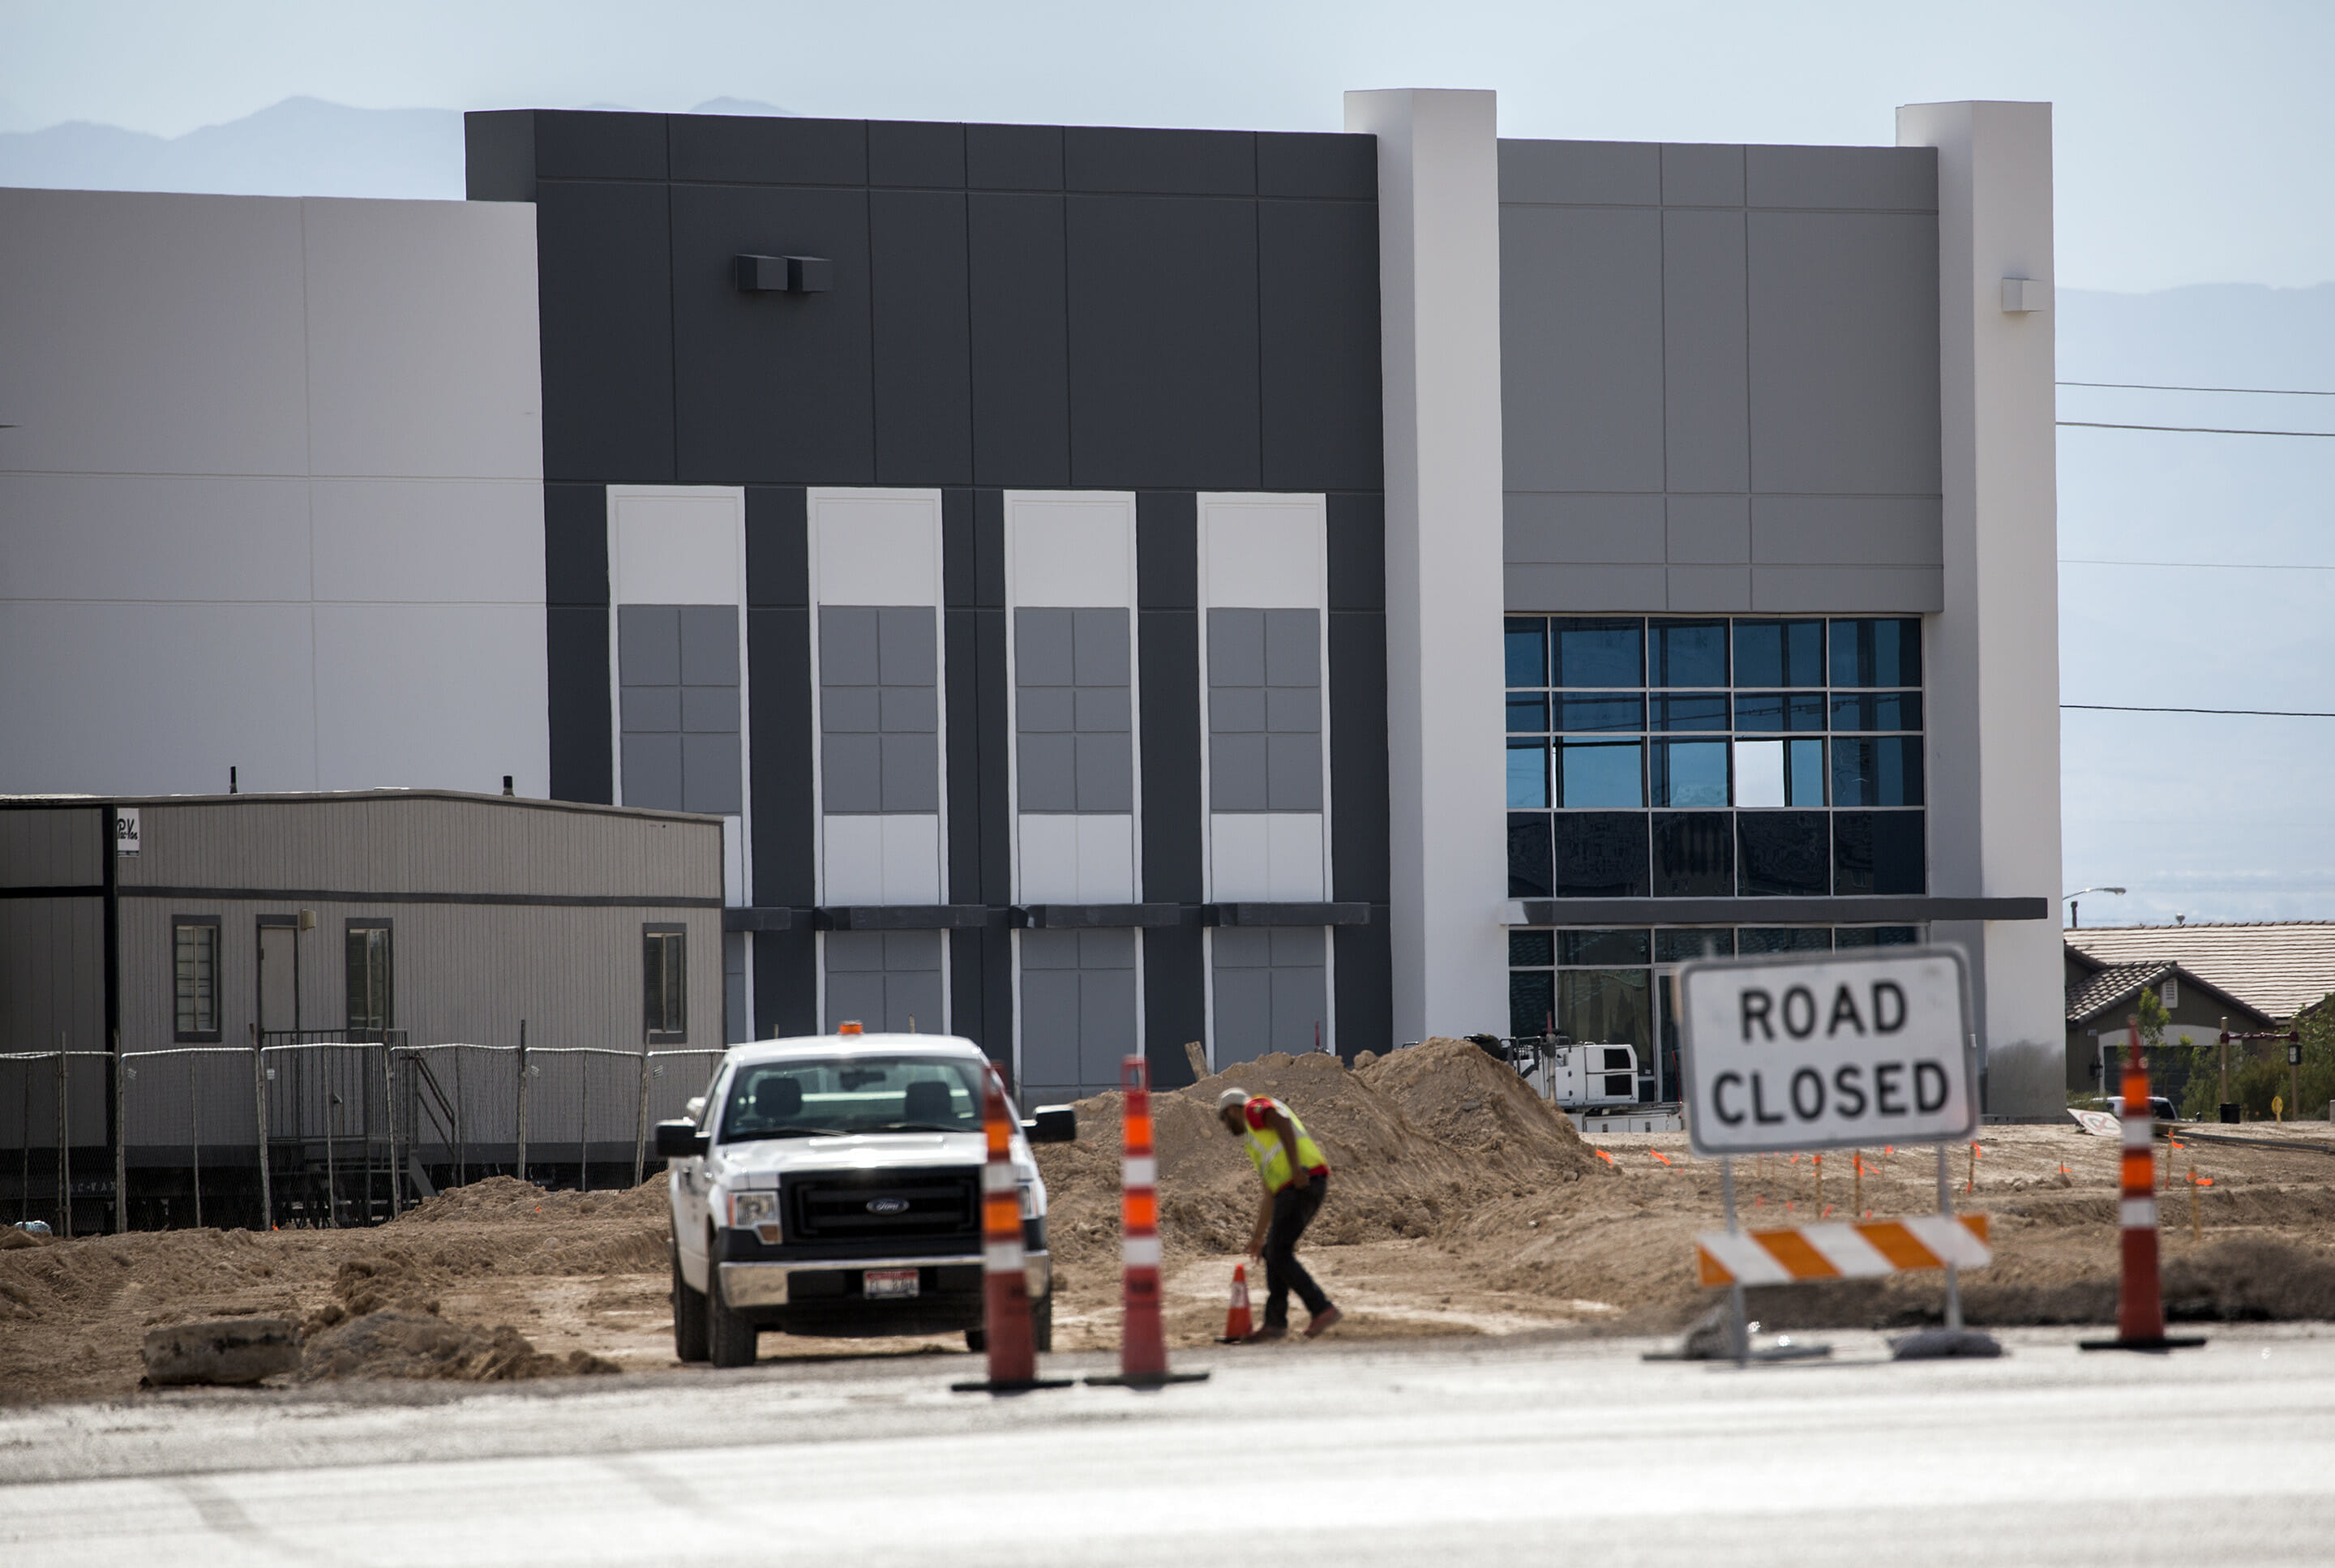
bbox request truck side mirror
[654,1119,709,1159]
[1022,1105,1076,1144]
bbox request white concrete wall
[0,188,547,799]
[1897,102,2063,1115]
[1346,89,1511,1044]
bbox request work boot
[1242,1324,1289,1343]
[1304,1305,1343,1339]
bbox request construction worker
[1216,1087,1342,1339]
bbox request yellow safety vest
[1240,1097,1329,1193]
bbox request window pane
[1738,692,1826,732]
[1833,812,1926,895]
[1559,929,1651,966]
[1831,736,1922,806]
[1506,695,1548,734]
[1732,620,1823,688]
[1557,694,1643,735]
[1504,618,1547,687]
[1786,737,1827,806]
[1652,812,1734,897]
[1506,739,1549,808]
[1508,930,1554,967]
[1741,927,1832,954]
[1553,619,1643,688]
[1650,620,1727,688]
[1652,740,1729,808]
[1559,741,1643,808]
[644,935,666,1033]
[1733,739,1784,808]
[1656,928,1734,962]
[1831,690,1923,731]
[345,926,392,1033]
[1552,812,1650,897]
[174,923,216,1036]
[1509,969,1556,1039]
[1653,693,1729,731]
[1828,618,1922,688]
[1737,812,1830,897]
[1506,813,1553,898]
[1835,925,1919,949]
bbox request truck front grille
[785,1167,981,1243]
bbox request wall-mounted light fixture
[2000,276,2050,313]
[734,254,832,294]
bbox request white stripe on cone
[2120,1197,2158,1228]
[1121,1234,1162,1268]
[984,1240,1023,1273]
[1122,1155,1158,1187]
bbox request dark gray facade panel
[1505,495,1666,565]
[966,123,1065,191]
[970,489,1007,608]
[748,608,814,906]
[546,606,613,803]
[1328,612,1389,904]
[745,486,809,607]
[533,110,668,181]
[944,606,982,902]
[1065,127,1255,196]
[948,920,1009,1058]
[1135,491,1197,610]
[619,604,681,684]
[1504,563,1668,613]
[1497,139,1661,206]
[668,114,866,186]
[680,733,743,815]
[1746,144,1937,212]
[1326,493,1384,612]
[871,190,974,486]
[543,483,608,606]
[756,925,818,1039]
[1750,496,1944,566]
[1500,204,1664,493]
[1143,923,1206,1088]
[941,488,979,608]
[1746,210,1942,496]
[1259,199,1384,492]
[967,195,1071,488]
[679,605,739,684]
[1019,927,1138,1096]
[1335,917,1391,1057]
[1666,566,1753,612]
[1666,495,1750,563]
[670,183,874,484]
[1661,207,1750,494]
[464,111,536,202]
[1660,143,1745,207]
[535,181,675,484]
[1750,566,1943,614]
[1136,608,1202,904]
[1256,132,1377,200]
[974,608,1011,902]
[869,120,966,188]
[1065,195,1261,491]
[824,929,945,1034]
[1212,925,1328,1059]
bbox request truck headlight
[728,1190,782,1243]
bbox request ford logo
[865,1197,910,1215]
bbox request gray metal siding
[0,805,105,888]
[0,896,108,1146]
[113,795,720,901]
[1498,138,1943,615]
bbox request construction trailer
[0,790,726,1232]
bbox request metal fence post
[383,1042,398,1218]
[189,1053,202,1230]
[253,1025,272,1231]
[578,1050,591,1194]
[56,1036,70,1237]
[516,1020,529,1184]
[455,1043,467,1189]
[113,1030,127,1234]
[633,1051,652,1189]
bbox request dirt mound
[1033,1041,1611,1274]
[300,1308,617,1382]
[391,1174,665,1226]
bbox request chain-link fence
[2,1039,728,1234]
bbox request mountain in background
[0,96,790,199]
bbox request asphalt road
[5,1326,2333,1566]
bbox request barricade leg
[1086,1057,1207,1388]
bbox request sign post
[1679,947,1999,1361]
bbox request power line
[2057,420,2335,438]
[2064,704,2335,719]
[2058,380,2335,397]
[2061,559,2335,572]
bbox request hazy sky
[2,0,2330,293]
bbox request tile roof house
[2063,923,2335,1023]
[2061,932,2303,1099]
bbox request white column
[1897,101,2063,1116]
[1345,89,1510,1045]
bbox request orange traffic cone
[1217,1263,1254,1343]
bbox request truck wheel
[671,1242,709,1364]
[1032,1292,1052,1353]
[706,1254,759,1369]
[964,1326,986,1353]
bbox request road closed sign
[1677,947,1975,1158]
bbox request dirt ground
[6,1039,2335,1407]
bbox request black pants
[1262,1176,1332,1328]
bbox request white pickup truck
[654,1033,1073,1369]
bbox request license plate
[863,1267,920,1300]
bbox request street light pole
[2063,886,2127,929]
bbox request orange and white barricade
[1086,1056,1207,1387]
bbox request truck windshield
[717,1056,989,1142]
